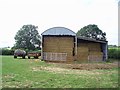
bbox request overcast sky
[0,0,118,48]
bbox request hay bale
[43,36,75,62]
[77,43,89,61]
[88,51,103,62]
[88,42,101,52]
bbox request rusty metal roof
[41,27,76,36]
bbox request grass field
[1,56,119,88]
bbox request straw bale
[77,56,88,60]
[43,36,75,62]
[88,51,103,62]
[77,44,88,52]
[77,43,89,61]
[88,42,101,52]
[77,49,88,53]
[89,51,103,54]
[77,51,88,61]
[76,42,102,62]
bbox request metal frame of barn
[41,27,108,63]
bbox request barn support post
[106,42,108,60]
[75,36,77,55]
[41,35,43,60]
[102,42,108,61]
[75,36,77,60]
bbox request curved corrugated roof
[41,27,76,36]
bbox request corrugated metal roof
[77,36,107,43]
[41,27,76,36]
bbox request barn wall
[42,36,75,63]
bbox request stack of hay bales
[77,43,88,62]
[58,37,74,63]
[88,42,103,62]
[43,36,75,63]
[43,37,59,52]
[88,52,103,62]
[43,52,67,61]
[77,42,103,62]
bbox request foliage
[108,48,120,59]
[0,48,14,55]
[77,24,106,41]
[0,47,41,55]
[108,45,118,48]
[14,24,41,50]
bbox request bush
[0,49,14,55]
[0,48,42,55]
[108,48,120,59]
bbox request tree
[14,24,41,50]
[77,24,106,41]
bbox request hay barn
[41,27,108,63]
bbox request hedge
[0,48,41,55]
[0,49,14,55]
[108,48,120,59]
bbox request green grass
[2,56,119,88]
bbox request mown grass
[1,56,119,88]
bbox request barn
[41,27,108,63]
[41,27,77,63]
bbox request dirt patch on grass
[71,63,118,70]
[32,66,69,73]
[46,62,118,70]
[31,62,118,75]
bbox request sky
[0,0,118,48]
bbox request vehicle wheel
[14,56,17,58]
[35,57,38,59]
[34,56,38,59]
[22,56,25,59]
[28,56,30,59]
[36,57,38,59]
